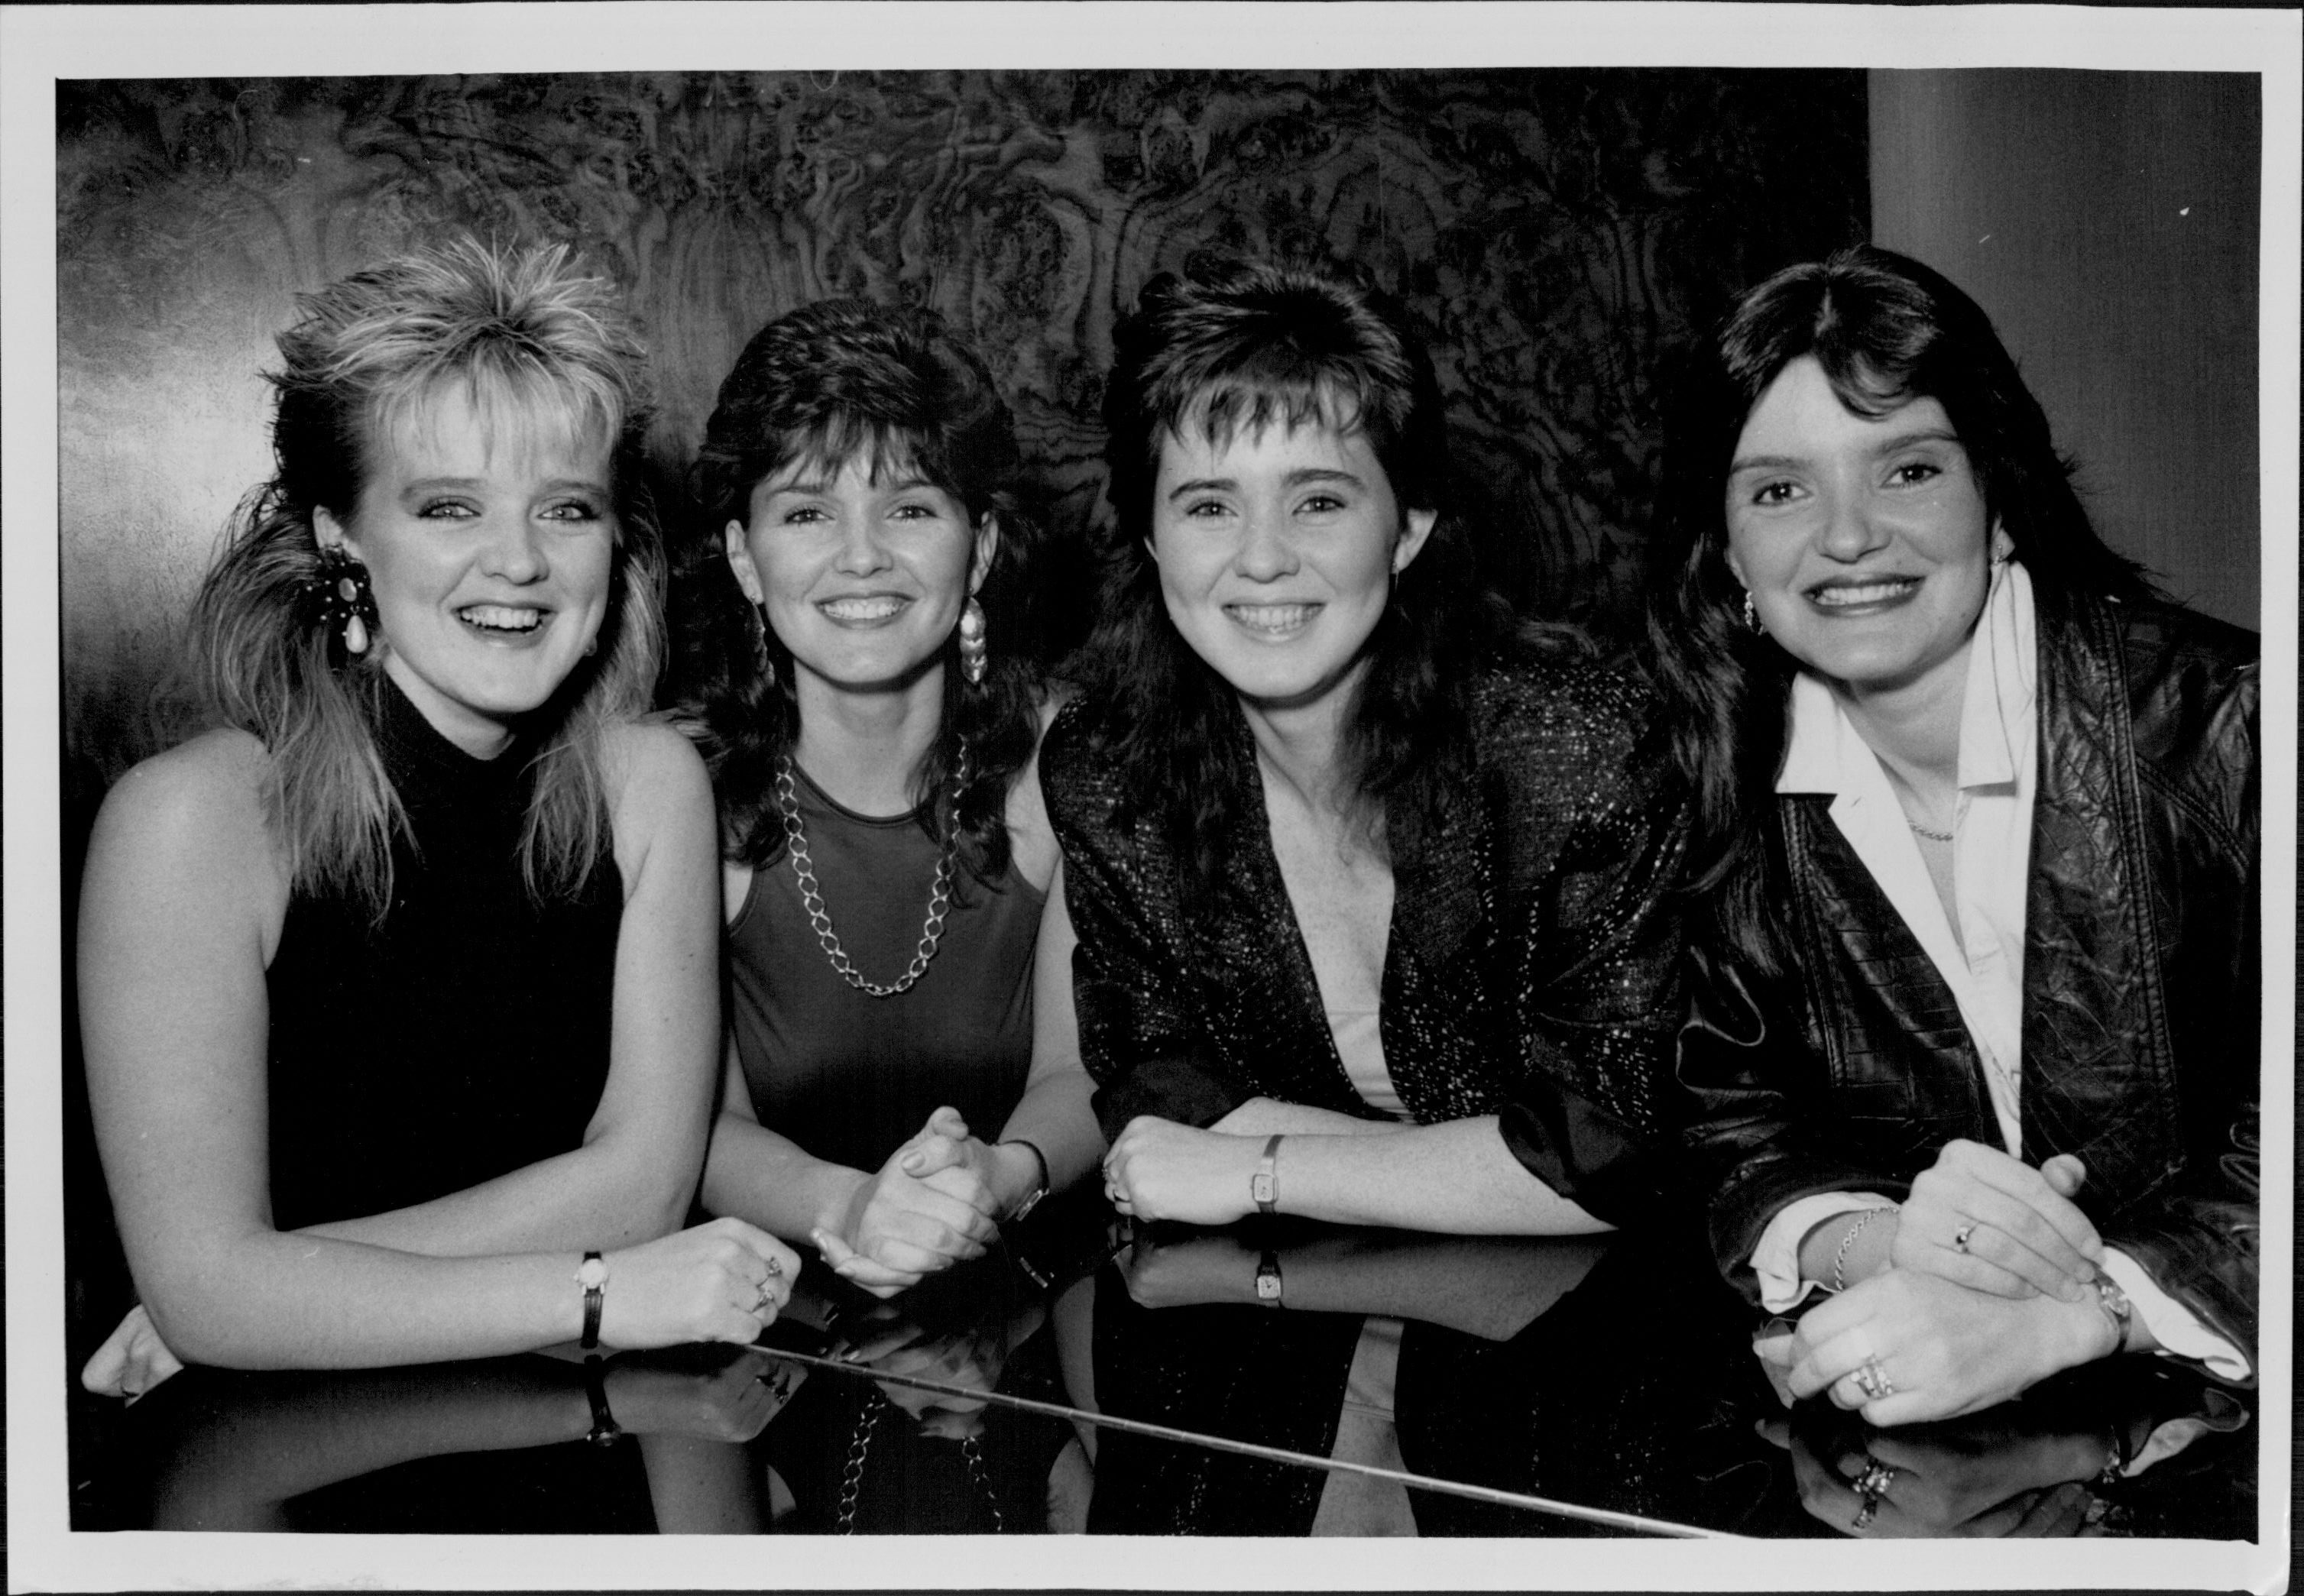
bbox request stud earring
[304,545,380,668]
[958,597,988,686]
[1742,591,1763,635]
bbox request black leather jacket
[1678,591,2257,1368]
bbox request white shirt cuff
[1750,1193,1899,1312]
[2098,1248,2251,1382]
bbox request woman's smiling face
[321,381,617,759]
[1725,356,2010,698]
[1149,413,1434,716]
[724,448,993,701]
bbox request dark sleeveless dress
[725,762,1043,1170]
[264,678,624,1232]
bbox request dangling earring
[303,545,379,669]
[1742,591,1763,635]
[749,603,778,691]
[958,597,988,687]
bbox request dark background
[54,68,2263,1371]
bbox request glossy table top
[69,1190,2256,1543]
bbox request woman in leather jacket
[1648,246,2257,1431]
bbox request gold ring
[1953,1224,1974,1253]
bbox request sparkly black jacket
[1040,659,1692,1226]
[1678,594,2258,1367]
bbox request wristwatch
[1255,1248,1284,1306]
[575,1251,609,1350]
[1250,1135,1283,1217]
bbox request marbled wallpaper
[57,69,1868,801]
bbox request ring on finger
[1850,1458,1897,1500]
[1852,1358,1894,1400]
[754,1279,778,1312]
[765,1256,784,1278]
[1952,1223,1975,1254]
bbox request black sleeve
[1040,712,1249,1140]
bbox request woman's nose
[834,519,894,575]
[1233,506,1298,581]
[481,515,546,581]
[1815,488,1888,562]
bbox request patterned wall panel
[57,69,1867,800]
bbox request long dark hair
[1646,244,2153,968]
[190,237,663,921]
[1071,258,1538,909]
[664,298,1043,882]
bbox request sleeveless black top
[726,762,1044,1174]
[264,679,624,1231]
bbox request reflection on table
[69,1193,2253,1539]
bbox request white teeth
[460,604,543,631]
[1227,604,1316,631]
[1812,581,1917,607]
[820,597,906,621]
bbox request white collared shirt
[1745,562,2244,1377]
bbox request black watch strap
[582,1355,622,1447]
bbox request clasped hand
[1890,1140,2101,1302]
[1761,1409,2109,1537]
[1100,1115,1263,1225]
[812,1107,1003,1297]
[1756,1267,2111,1427]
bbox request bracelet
[575,1251,608,1350]
[2089,1275,2134,1357]
[1832,1207,1894,1293]
[1254,1248,1284,1307]
[1250,1135,1282,1216]
[582,1355,622,1447]
[1000,1139,1052,1222]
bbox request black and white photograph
[5,5,2293,1589]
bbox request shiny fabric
[1041,658,1691,1225]
[1680,593,2258,1366]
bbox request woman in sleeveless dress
[79,238,798,1397]
[668,299,1100,1296]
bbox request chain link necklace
[773,746,968,999]
[834,1387,1006,1533]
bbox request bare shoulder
[84,729,287,942]
[1003,686,1077,895]
[599,717,715,878]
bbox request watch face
[1251,1174,1276,1205]
[1256,1273,1282,1301]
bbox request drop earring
[958,597,988,687]
[749,603,778,690]
[1742,591,1763,635]
[304,544,380,668]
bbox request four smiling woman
[79,241,2256,1442]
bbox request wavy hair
[1645,244,2152,968]
[1071,258,1540,909]
[188,236,665,920]
[665,298,1044,882]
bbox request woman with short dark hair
[1651,246,2257,1435]
[1052,259,1689,1234]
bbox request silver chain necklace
[773,747,967,999]
[834,1387,1005,1533]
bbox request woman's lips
[1223,601,1321,636]
[457,603,546,635]
[1805,576,1922,613]
[817,595,910,625]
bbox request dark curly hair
[1645,244,2153,970]
[1069,258,1551,910]
[663,299,1044,882]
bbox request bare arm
[300,723,721,1256]
[984,860,1104,1211]
[83,733,785,1372]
